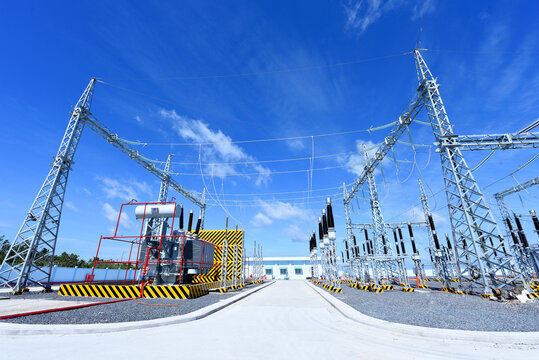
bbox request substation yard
[0,283,264,325]
[1,280,538,359]
[313,280,539,332]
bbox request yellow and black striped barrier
[418,284,429,289]
[59,283,210,299]
[382,285,394,290]
[333,288,343,293]
[527,293,539,299]
[480,293,493,298]
[401,287,414,292]
[59,284,140,298]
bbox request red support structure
[90,201,215,287]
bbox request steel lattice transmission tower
[414,49,526,294]
[0,79,96,293]
[363,145,391,257]
[158,154,173,202]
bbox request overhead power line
[100,52,411,81]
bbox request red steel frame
[90,201,215,286]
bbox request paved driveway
[2,280,538,359]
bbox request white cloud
[344,0,398,33]
[64,201,79,213]
[339,140,388,176]
[251,212,273,227]
[344,1,433,33]
[160,109,271,185]
[258,200,311,221]
[285,224,307,243]
[135,115,143,125]
[97,177,153,202]
[404,205,447,225]
[287,139,305,150]
[411,0,435,20]
[102,203,134,230]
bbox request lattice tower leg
[414,49,529,294]
[0,79,96,293]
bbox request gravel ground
[1,284,261,325]
[315,282,539,332]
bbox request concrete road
[2,280,538,359]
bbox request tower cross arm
[494,176,539,200]
[435,132,539,151]
[344,90,425,204]
[82,114,204,207]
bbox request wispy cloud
[161,109,271,186]
[135,115,143,125]
[258,200,311,221]
[343,0,398,34]
[343,0,433,34]
[251,212,273,227]
[404,205,447,225]
[97,177,153,202]
[64,201,79,213]
[102,202,135,231]
[338,139,387,176]
[411,0,435,20]
[285,224,307,243]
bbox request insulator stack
[381,234,388,255]
[362,243,366,256]
[352,234,358,256]
[488,237,497,257]
[531,210,539,236]
[445,234,452,250]
[505,218,520,245]
[326,198,335,229]
[364,229,371,255]
[322,210,328,236]
[194,216,201,234]
[408,223,418,254]
[393,229,400,255]
[427,213,440,250]
[398,228,406,254]
[344,241,350,260]
[179,204,184,230]
[187,210,193,232]
[514,215,530,248]
[318,218,323,242]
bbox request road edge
[306,280,539,345]
[0,281,275,336]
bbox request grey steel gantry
[494,177,539,278]
[414,49,532,295]
[0,79,205,293]
[418,179,455,289]
[494,176,539,230]
[363,145,408,286]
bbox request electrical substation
[1,47,538,358]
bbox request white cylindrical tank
[135,204,179,219]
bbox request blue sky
[0,1,538,263]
